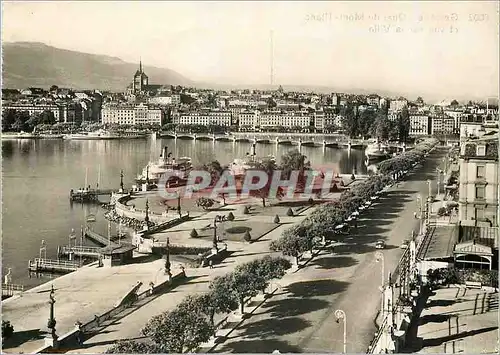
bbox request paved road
[211,148,448,353]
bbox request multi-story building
[176,110,232,126]
[101,103,163,125]
[259,111,310,129]
[431,115,456,136]
[409,114,431,136]
[366,94,380,107]
[239,110,259,130]
[458,135,499,227]
[331,94,339,106]
[389,99,408,112]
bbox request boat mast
[85,167,88,189]
[97,165,101,189]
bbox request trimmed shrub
[350,173,355,181]
[286,208,294,217]
[227,212,235,221]
[437,207,447,217]
[308,197,314,205]
[2,320,14,339]
[273,215,280,224]
[243,206,250,214]
[243,231,252,242]
[190,229,199,238]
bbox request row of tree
[270,139,438,260]
[2,109,56,132]
[341,104,410,142]
[106,256,291,354]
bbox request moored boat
[136,146,193,185]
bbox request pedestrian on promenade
[75,321,83,345]
[94,315,100,327]
[209,259,214,269]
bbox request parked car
[400,239,410,249]
[375,240,385,249]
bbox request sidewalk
[62,210,315,354]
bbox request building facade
[409,114,431,136]
[431,115,456,136]
[176,110,232,126]
[458,136,499,227]
[101,103,163,125]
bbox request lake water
[1,136,367,288]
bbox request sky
[2,1,499,100]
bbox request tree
[450,99,459,107]
[251,256,291,288]
[142,296,214,353]
[398,106,410,143]
[11,111,30,132]
[200,160,223,186]
[373,113,390,140]
[204,275,239,328]
[358,109,376,138]
[247,158,283,207]
[342,103,358,138]
[196,197,216,210]
[231,264,267,314]
[416,96,424,105]
[105,341,163,354]
[279,149,311,191]
[39,110,56,125]
[2,109,17,131]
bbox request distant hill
[2,42,192,91]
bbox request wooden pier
[69,188,115,202]
[2,284,24,299]
[57,245,102,259]
[84,228,119,247]
[28,258,80,273]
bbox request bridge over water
[156,131,368,149]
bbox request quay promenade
[2,197,317,354]
[1,153,443,354]
[62,149,447,354]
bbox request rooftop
[418,225,458,260]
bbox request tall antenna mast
[270,30,274,87]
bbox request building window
[476,165,485,179]
[475,207,485,220]
[476,145,486,156]
[475,186,485,200]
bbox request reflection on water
[2,137,366,288]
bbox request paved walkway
[1,259,180,354]
[63,210,314,354]
[208,148,449,353]
[405,287,498,354]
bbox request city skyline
[2,1,499,100]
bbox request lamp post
[68,228,76,248]
[165,237,171,277]
[213,215,226,251]
[426,179,432,223]
[47,285,58,347]
[375,251,385,315]
[145,198,150,230]
[40,240,47,259]
[120,170,124,192]
[335,309,347,353]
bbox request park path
[64,209,315,354]
[210,148,447,353]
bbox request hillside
[2,42,192,91]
